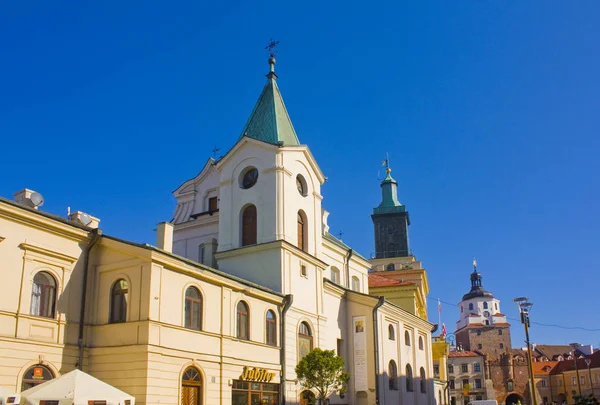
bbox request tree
[573,394,599,405]
[295,348,350,404]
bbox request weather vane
[265,38,280,58]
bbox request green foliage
[295,348,350,402]
[573,394,599,405]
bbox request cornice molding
[19,242,79,264]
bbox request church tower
[371,165,410,258]
[368,163,429,320]
[454,260,511,360]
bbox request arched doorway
[300,390,315,405]
[181,367,202,405]
[21,364,54,391]
[557,393,567,404]
[506,393,524,405]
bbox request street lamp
[514,297,538,405]
[585,358,595,399]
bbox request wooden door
[181,385,200,405]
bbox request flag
[441,323,447,337]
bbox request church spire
[373,158,405,215]
[238,41,300,146]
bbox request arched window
[461,306,463,313]
[241,205,257,246]
[297,211,306,251]
[181,367,202,405]
[31,271,57,318]
[236,301,250,340]
[330,267,340,284]
[406,364,413,392]
[419,336,424,350]
[351,276,360,292]
[386,263,395,271]
[389,360,398,390]
[296,175,307,197]
[483,302,488,309]
[110,279,128,323]
[495,303,498,310]
[469,303,474,310]
[405,331,411,346]
[266,310,277,346]
[420,367,426,393]
[184,287,202,331]
[388,325,395,340]
[298,321,313,359]
[21,364,54,391]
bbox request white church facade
[0,55,437,405]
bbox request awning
[16,369,135,405]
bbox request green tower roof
[238,57,300,146]
[373,168,406,215]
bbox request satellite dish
[29,192,44,208]
[79,213,92,226]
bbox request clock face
[242,168,259,189]
[484,311,490,317]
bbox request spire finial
[265,38,279,78]
[473,257,478,271]
[382,153,391,173]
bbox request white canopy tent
[1,387,13,405]
[15,369,135,405]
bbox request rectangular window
[449,365,454,374]
[449,379,455,389]
[474,363,481,372]
[433,365,440,376]
[232,381,279,405]
[88,402,107,405]
[477,330,481,336]
[499,329,503,335]
[475,379,482,389]
[463,379,469,387]
[462,364,469,373]
[208,197,218,211]
[300,265,307,277]
[337,339,343,357]
[543,397,549,404]
[541,380,547,387]
[558,380,562,386]
[40,402,60,405]
[572,377,577,385]
[581,376,585,385]
[476,396,483,401]
[477,343,482,349]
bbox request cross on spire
[212,146,220,159]
[265,38,280,58]
[337,230,344,240]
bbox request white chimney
[68,210,100,229]
[14,189,44,210]
[156,222,174,253]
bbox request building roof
[449,351,482,358]
[368,273,415,288]
[533,344,578,361]
[238,58,300,146]
[532,361,559,375]
[551,350,600,375]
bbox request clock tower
[371,166,410,258]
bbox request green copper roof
[239,60,300,146]
[373,169,406,215]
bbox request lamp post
[573,352,582,397]
[585,358,595,399]
[514,297,538,405]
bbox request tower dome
[462,259,494,300]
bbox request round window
[241,168,259,189]
[296,175,307,196]
[484,311,490,317]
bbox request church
[0,54,437,405]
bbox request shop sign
[33,367,44,379]
[239,366,276,382]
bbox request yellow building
[0,194,284,404]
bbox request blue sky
[2,1,599,347]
